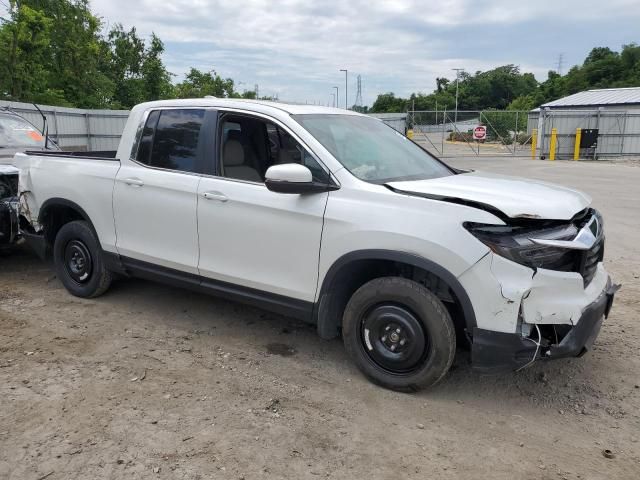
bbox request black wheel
[342,277,456,392]
[53,220,112,298]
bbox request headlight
[464,221,579,271]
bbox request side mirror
[265,163,335,194]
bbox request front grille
[579,236,605,287]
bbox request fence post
[594,108,601,160]
[85,113,91,151]
[573,128,582,160]
[513,111,518,156]
[52,110,60,146]
[531,129,537,159]
[549,128,557,160]
[441,109,446,155]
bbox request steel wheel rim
[64,239,93,284]
[359,303,429,375]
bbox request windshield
[292,114,453,183]
[0,113,45,148]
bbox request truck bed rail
[24,150,119,161]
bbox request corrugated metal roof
[541,87,640,108]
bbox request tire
[342,277,456,392]
[53,220,112,298]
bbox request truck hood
[387,171,591,221]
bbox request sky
[27,1,640,106]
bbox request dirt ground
[1,157,639,480]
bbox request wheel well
[316,255,474,341]
[39,202,89,247]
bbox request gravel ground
[1,157,639,480]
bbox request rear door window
[150,109,205,173]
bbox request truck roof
[132,98,364,116]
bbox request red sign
[473,125,487,140]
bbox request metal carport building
[528,87,640,159]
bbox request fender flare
[314,249,477,339]
[39,197,94,227]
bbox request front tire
[342,277,456,392]
[53,220,112,298]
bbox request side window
[136,110,160,165]
[148,109,205,172]
[219,114,330,184]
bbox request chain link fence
[406,110,533,157]
[399,109,640,159]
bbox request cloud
[77,1,640,104]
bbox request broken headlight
[464,222,579,271]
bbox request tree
[370,65,539,113]
[507,95,536,112]
[0,2,53,102]
[369,93,407,113]
[174,68,237,98]
[103,27,174,107]
[104,24,146,108]
[0,0,176,108]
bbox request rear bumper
[471,279,619,373]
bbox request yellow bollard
[549,128,557,161]
[573,128,582,160]
[407,129,414,140]
[531,129,537,159]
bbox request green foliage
[0,3,53,101]
[370,93,407,113]
[480,110,522,141]
[372,45,640,113]
[371,65,537,113]
[101,26,174,107]
[174,68,236,98]
[507,95,536,112]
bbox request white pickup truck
[14,99,618,391]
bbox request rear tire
[53,220,112,298]
[342,277,456,392]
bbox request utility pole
[452,68,463,125]
[340,69,348,109]
[333,86,339,107]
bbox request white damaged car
[14,99,618,390]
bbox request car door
[197,111,331,302]
[113,108,214,274]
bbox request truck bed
[15,151,122,252]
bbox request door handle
[202,191,228,202]
[123,178,144,187]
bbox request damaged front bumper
[471,280,619,372]
[458,252,619,373]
